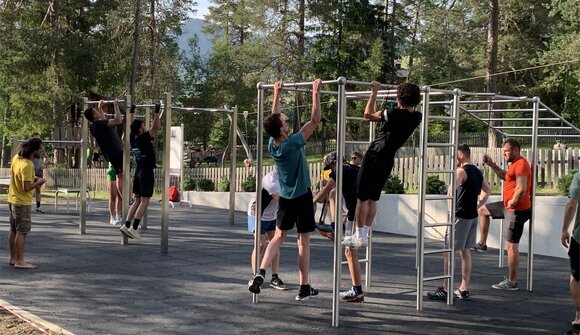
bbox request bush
[427,175,446,194]
[218,177,230,192]
[197,178,215,191]
[558,170,578,196]
[242,174,256,192]
[383,175,405,194]
[183,176,196,191]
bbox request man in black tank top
[428,144,491,301]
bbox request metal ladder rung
[428,115,454,121]
[427,143,455,148]
[425,195,453,201]
[423,274,451,282]
[424,248,452,255]
[346,116,365,121]
[426,169,455,174]
[341,258,369,265]
[425,222,453,228]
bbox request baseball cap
[323,151,338,170]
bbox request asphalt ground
[0,201,577,335]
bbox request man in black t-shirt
[84,99,124,197]
[346,81,422,249]
[119,104,161,240]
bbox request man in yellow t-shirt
[8,137,46,269]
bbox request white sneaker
[351,236,369,248]
[109,217,117,225]
[114,215,123,225]
[119,225,132,238]
[341,235,354,247]
[127,227,141,240]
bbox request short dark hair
[130,119,144,143]
[264,113,283,139]
[458,144,471,158]
[503,138,521,151]
[84,107,96,122]
[352,151,363,159]
[397,83,421,108]
[19,138,43,159]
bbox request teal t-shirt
[269,132,310,199]
[568,172,580,242]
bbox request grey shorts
[484,201,531,243]
[9,204,32,233]
[446,217,478,250]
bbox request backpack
[169,185,180,202]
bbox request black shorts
[356,151,394,201]
[277,189,316,234]
[108,153,123,175]
[569,238,579,281]
[133,168,154,198]
[485,201,531,243]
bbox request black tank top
[456,164,483,219]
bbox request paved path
[0,201,576,335]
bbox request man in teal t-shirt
[248,79,321,301]
[562,171,580,326]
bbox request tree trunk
[407,1,421,79]
[50,0,66,165]
[130,0,141,100]
[292,0,305,131]
[149,0,157,98]
[486,0,501,148]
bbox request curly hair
[264,113,283,139]
[19,138,43,159]
[397,83,421,108]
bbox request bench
[55,188,91,213]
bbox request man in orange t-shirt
[476,139,532,290]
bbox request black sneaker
[295,285,319,301]
[248,274,264,294]
[472,243,487,251]
[453,289,470,300]
[427,286,448,300]
[270,277,288,290]
[35,208,44,214]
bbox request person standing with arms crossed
[30,133,47,213]
[561,171,580,327]
[8,138,46,269]
[120,103,161,240]
[477,139,532,290]
[346,81,422,249]
[248,79,321,301]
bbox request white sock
[361,226,369,238]
[345,220,354,236]
[355,227,363,238]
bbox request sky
[193,0,211,19]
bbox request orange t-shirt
[503,156,532,210]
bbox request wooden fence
[0,147,577,193]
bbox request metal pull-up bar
[86,100,126,104]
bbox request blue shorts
[247,217,277,235]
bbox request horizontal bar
[341,258,370,265]
[134,104,165,109]
[492,126,573,130]
[424,248,452,255]
[86,100,126,104]
[420,100,452,106]
[425,195,453,201]
[481,118,561,122]
[260,79,339,89]
[456,91,496,97]
[344,140,370,145]
[345,89,397,96]
[172,107,233,114]
[346,116,366,121]
[425,222,454,228]
[464,109,546,113]
[460,99,533,104]
[427,143,455,148]
[426,169,455,174]
[428,116,454,121]
[424,275,451,282]
[278,86,339,95]
[105,113,146,118]
[502,134,580,138]
[19,139,82,144]
[345,79,398,89]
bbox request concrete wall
[182,191,571,259]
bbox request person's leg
[266,230,280,275]
[355,199,369,228]
[125,197,141,225]
[364,199,377,228]
[133,197,150,222]
[570,275,580,325]
[251,234,268,273]
[297,232,310,285]
[260,228,287,270]
[116,173,123,199]
[506,241,519,283]
[108,181,117,220]
[458,249,472,291]
[477,205,491,246]
[8,230,16,265]
[345,247,361,286]
[14,233,35,268]
[35,185,41,209]
[329,188,336,224]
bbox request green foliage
[218,177,230,192]
[197,178,215,192]
[383,175,406,194]
[242,174,256,192]
[183,176,197,191]
[427,175,446,195]
[558,170,578,196]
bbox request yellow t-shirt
[321,170,332,182]
[8,155,35,205]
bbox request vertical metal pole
[365,228,372,287]
[80,99,89,234]
[332,77,347,328]
[253,84,265,303]
[161,93,171,253]
[416,86,430,311]
[122,95,132,245]
[142,103,151,230]
[447,89,461,306]
[499,135,507,268]
[528,97,540,291]
[180,123,185,197]
[229,107,238,225]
